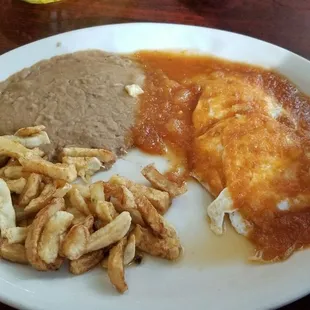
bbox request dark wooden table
[0,0,309,309]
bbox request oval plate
[0,23,309,310]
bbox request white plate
[0,23,310,310]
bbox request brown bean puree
[0,50,145,156]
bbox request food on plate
[0,51,145,156]
[0,128,182,293]
[135,51,310,262]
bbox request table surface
[0,0,309,309]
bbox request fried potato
[24,183,57,215]
[90,182,105,203]
[62,147,116,165]
[89,182,116,223]
[66,207,87,226]
[114,186,144,226]
[38,211,73,264]
[19,173,42,207]
[108,237,128,293]
[68,188,90,215]
[109,175,171,214]
[69,250,104,275]
[71,184,90,199]
[19,157,77,182]
[62,156,102,182]
[82,215,94,232]
[54,182,72,198]
[86,211,131,253]
[0,179,16,232]
[3,166,26,179]
[0,239,28,264]
[25,198,65,271]
[141,164,187,198]
[6,177,27,194]
[2,227,28,244]
[15,125,46,137]
[61,224,90,260]
[4,131,50,149]
[124,234,135,265]
[133,225,182,261]
[135,195,176,239]
[0,137,36,159]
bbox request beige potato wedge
[6,177,27,194]
[4,131,50,149]
[66,207,87,226]
[141,164,187,198]
[108,237,128,293]
[3,166,26,179]
[62,156,102,182]
[61,224,90,260]
[69,250,104,275]
[124,234,135,265]
[90,182,105,203]
[15,125,46,137]
[82,215,94,232]
[19,173,42,207]
[19,157,77,182]
[0,137,35,159]
[86,211,131,253]
[114,186,144,226]
[25,198,65,271]
[109,175,171,214]
[71,184,90,199]
[68,188,90,215]
[54,182,72,198]
[0,179,16,232]
[62,147,116,165]
[2,227,28,244]
[24,183,57,215]
[0,239,28,264]
[135,195,177,239]
[38,211,73,264]
[133,225,182,261]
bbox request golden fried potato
[108,237,128,293]
[2,227,28,244]
[3,166,26,179]
[24,183,57,215]
[0,137,37,159]
[25,198,65,271]
[61,224,90,260]
[135,195,176,239]
[109,175,171,214]
[62,156,102,182]
[62,147,116,165]
[38,211,73,264]
[71,184,90,199]
[15,125,46,137]
[114,186,144,226]
[5,177,27,194]
[0,239,28,264]
[19,173,42,207]
[0,179,16,232]
[141,164,187,198]
[19,157,77,182]
[69,250,104,275]
[54,182,72,198]
[133,225,182,261]
[86,212,131,253]
[66,207,87,226]
[124,234,135,265]
[68,188,90,215]
[4,131,50,149]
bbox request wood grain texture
[0,0,309,309]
